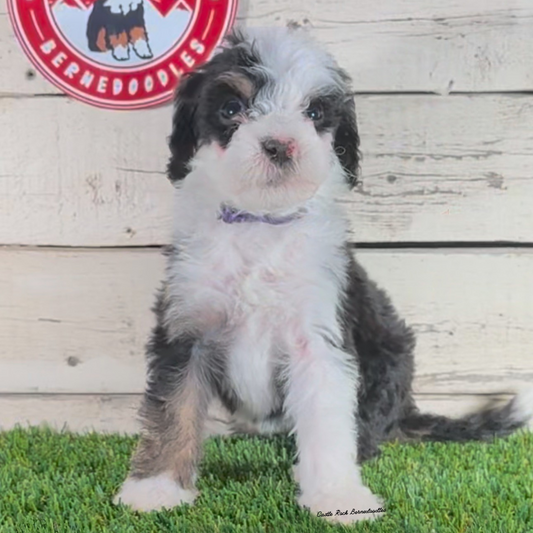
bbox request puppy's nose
[261,138,295,165]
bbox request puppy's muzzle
[261,137,296,166]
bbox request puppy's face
[168,27,360,211]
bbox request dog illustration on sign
[86,0,153,61]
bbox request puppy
[86,0,153,61]
[114,26,532,523]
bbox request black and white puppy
[87,0,153,61]
[114,26,532,523]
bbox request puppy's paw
[114,473,198,512]
[299,484,385,523]
[112,44,130,61]
[132,39,153,59]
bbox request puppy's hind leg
[127,4,153,59]
[109,31,130,61]
[114,336,215,512]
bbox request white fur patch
[114,473,197,512]
[112,44,130,61]
[133,39,153,59]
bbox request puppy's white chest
[170,215,346,417]
[179,228,303,416]
[238,266,285,307]
[182,226,302,323]
[223,264,287,417]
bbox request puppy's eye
[305,102,323,121]
[220,98,245,119]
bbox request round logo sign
[7,0,237,109]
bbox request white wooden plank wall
[1,0,532,432]
[3,1,533,94]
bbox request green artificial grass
[0,428,532,533]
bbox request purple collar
[218,204,306,225]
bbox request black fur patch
[305,89,361,187]
[168,34,265,182]
[336,245,530,462]
[334,95,361,188]
[336,246,416,461]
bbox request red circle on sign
[7,0,237,110]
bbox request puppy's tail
[400,389,533,442]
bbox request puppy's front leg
[286,332,384,523]
[114,337,213,512]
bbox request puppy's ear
[334,95,361,188]
[167,71,205,183]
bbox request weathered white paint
[0,248,161,394]
[2,1,533,94]
[0,97,173,247]
[0,394,142,433]
[1,248,532,395]
[3,393,530,434]
[1,95,532,246]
